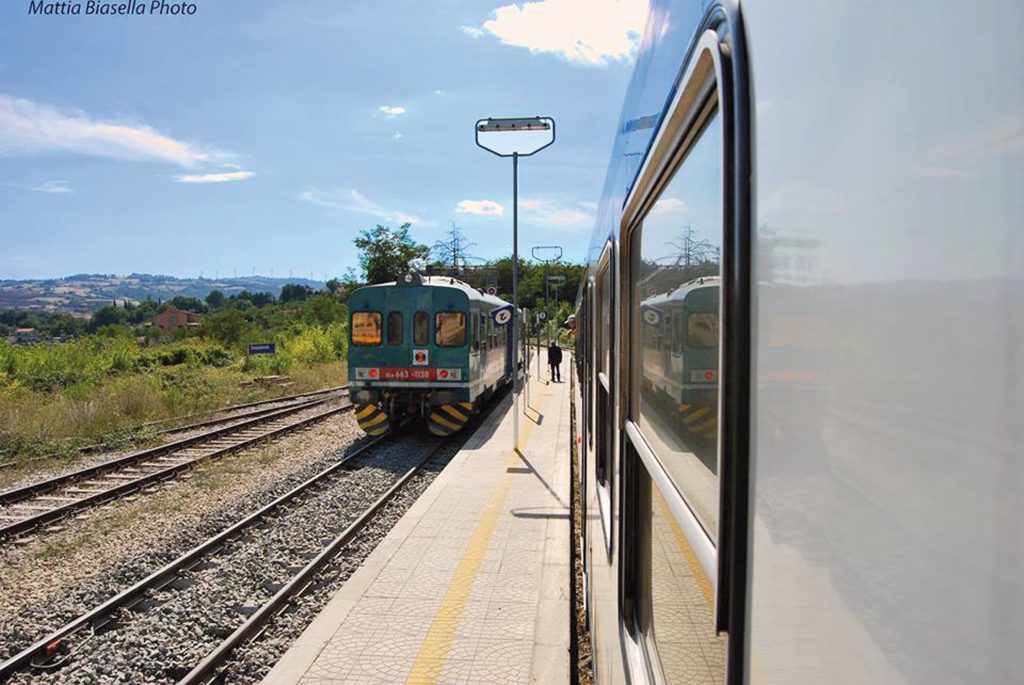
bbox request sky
[0,0,648,280]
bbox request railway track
[0,429,449,684]
[0,397,352,542]
[0,385,349,472]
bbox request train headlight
[690,369,716,382]
[437,368,462,380]
[355,367,380,380]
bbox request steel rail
[0,403,350,540]
[142,385,349,429]
[178,440,444,685]
[0,387,350,472]
[0,429,392,680]
[0,399,328,507]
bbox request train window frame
[351,311,383,347]
[413,311,429,345]
[618,20,752,684]
[386,311,404,346]
[435,311,467,347]
[594,244,616,558]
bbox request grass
[0,355,348,485]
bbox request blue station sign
[248,342,276,355]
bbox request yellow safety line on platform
[405,385,548,684]
[654,488,713,608]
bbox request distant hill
[0,273,326,315]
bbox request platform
[261,374,572,685]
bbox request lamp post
[476,116,556,451]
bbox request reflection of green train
[639,276,719,423]
[347,274,513,436]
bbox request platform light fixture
[475,115,556,451]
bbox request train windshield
[435,312,466,347]
[387,312,404,346]
[686,312,718,348]
[351,312,382,346]
[414,311,429,345]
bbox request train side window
[634,111,722,538]
[621,23,752,680]
[387,312,404,346]
[595,251,615,555]
[351,312,382,346]
[414,311,429,345]
[435,312,466,346]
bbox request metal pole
[512,152,520,451]
[545,261,550,349]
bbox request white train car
[575,1,1023,682]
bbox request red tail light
[368,369,378,378]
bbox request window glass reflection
[387,311,403,346]
[351,312,382,346]
[414,311,429,345]
[634,112,721,537]
[648,485,725,682]
[435,312,466,347]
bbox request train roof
[642,275,720,307]
[352,274,509,308]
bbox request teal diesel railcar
[347,274,513,436]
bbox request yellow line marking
[682,406,712,425]
[430,412,461,431]
[459,402,473,411]
[406,384,548,683]
[441,405,469,422]
[356,405,377,419]
[654,488,714,608]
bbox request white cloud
[521,197,594,230]
[378,105,407,118]
[300,188,429,226]
[177,171,255,183]
[31,180,74,193]
[393,131,404,141]
[456,199,504,216]
[649,197,686,215]
[0,94,221,167]
[465,0,648,66]
[433,89,447,96]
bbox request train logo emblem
[491,305,513,326]
[413,349,429,366]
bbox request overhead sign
[248,343,276,355]
[412,349,429,366]
[491,304,514,326]
[547,275,566,285]
[485,286,499,296]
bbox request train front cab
[580,8,751,684]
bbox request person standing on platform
[547,341,563,383]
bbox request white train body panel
[577,1,1023,683]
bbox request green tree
[280,284,314,302]
[353,223,429,284]
[87,305,127,333]
[205,289,225,310]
